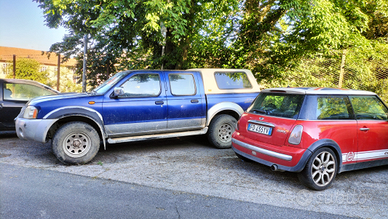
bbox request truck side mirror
[112,87,125,98]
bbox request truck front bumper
[15,117,57,143]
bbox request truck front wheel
[52,122,100,165]
[207,114,237,149]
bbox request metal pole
[82,34,87,93]
[338,50,346,88]
[13,55,16,79]
[161,22,167,70]
[57,54,60,91]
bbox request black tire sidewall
[52,122,100,165]
[207,114,237,149]
[298,147,338,191]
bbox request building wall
[0,47,79,92]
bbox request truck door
[103,72,168,136]
[165,72,206,131]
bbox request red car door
[350,96,388,163]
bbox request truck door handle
[191,99,199,103]
[360,127,369,131]
[155,101,164,105]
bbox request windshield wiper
[251,109,267,114]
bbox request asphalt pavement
[0,133,387,218]
[1,162,354,219]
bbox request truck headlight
[23,106,38,119]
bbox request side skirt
[340,159,388,173]
[107,128,208,144]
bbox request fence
[0,54,80,92]
[262,50,388,104]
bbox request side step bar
[107,128,208,144]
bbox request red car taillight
[288,125,303,145]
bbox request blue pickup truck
[15,69,260,164]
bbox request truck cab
[16,69,260,164]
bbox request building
[0,46,78,91]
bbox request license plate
[248,123,273,135]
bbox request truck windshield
[92,71,130,95]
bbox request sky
[0,0,68,51]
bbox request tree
[6,58,49,84]
[35,0,235,88]
[35,0,388,93]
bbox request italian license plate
[248,123,273,135]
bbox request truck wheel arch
[44,107,107,149]
[207,102,243,126]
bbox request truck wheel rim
[311,151,336,187]
[63,133,91,158]
[218,123,233,143]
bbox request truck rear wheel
[52,122,100,165]
[207,114,237,149]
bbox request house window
[2,63,9,74]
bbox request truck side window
[169,74,196,96]
[121,74,161,97]
[214,72,252,89]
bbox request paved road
[0,134,387,218]
[1,163,353,219]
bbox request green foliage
[47,69,83,93]
[6,58,49,84]
[35,0,388,99]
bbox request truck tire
[207,114,237,149]
[52,122,100,165]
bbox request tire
[297,147,338,190]
[52,122,100,165]
[207,114,237,149]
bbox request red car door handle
[360,128,369,131]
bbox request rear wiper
[251,109,267,114]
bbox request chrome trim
[248,120,275,127]
[232,138,292,161]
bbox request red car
[232,87,388,190]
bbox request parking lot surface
[0,134,387,218]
